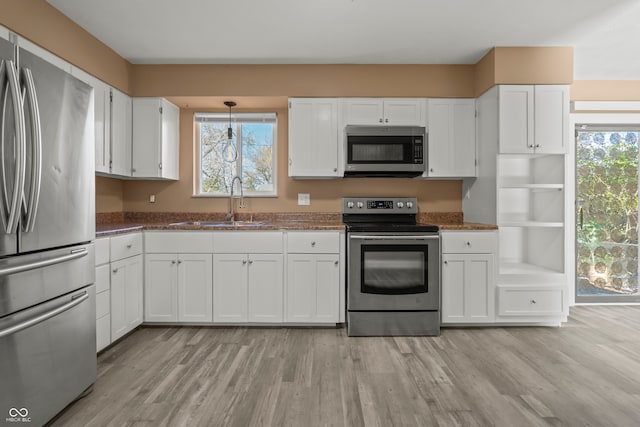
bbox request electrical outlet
[149,194,156,203]
[298,193,310,206]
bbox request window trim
[193,112,278,197]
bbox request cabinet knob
[333,168,338,172]
[248,260,253,265]
[171,260,176,265]
[311,241,316,247]
[385,118,389,123]
[530,299,537,304]
[430,168,434,172]
[444,260,448,265]
[535,144,541,148]
[158,163,162,170]
[112,268,118,274]
[334,260,339,265]
[242,259,247,265]
[379,118,383,123]
[177,260,182,264]
[466,241,471,246]
[528,144,535,148]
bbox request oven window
[361,245,427,294]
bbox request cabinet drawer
[110,233,143,261]
[287,231,340,253]
[441,231,497,254]
[96,289,110,319]
[96,264,110,294]
[498,286,565,316]
[145,231,214,253]
[95,237,110,266]
[213,231,283,253]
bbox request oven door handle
[349,235,439,241]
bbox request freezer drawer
[0,285,96,426]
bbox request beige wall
[571,81,640,101]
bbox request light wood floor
[49,306,640,427]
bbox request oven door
[347,232,440,311]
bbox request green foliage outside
[199,122,274,194]
[576,131,639,295]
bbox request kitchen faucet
[227,175,245,221]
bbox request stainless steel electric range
[343,197,440,336]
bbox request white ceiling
[48,0,640,80]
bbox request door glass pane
[362,248,426,294]
[576,128,640,301]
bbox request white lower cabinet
[441,231,497,324]
[286,254,340,322]
[95,238,111,352]
[110,254,143,341]
[145,253,213,323]
[213,232,284,323]
[213,253,283,323]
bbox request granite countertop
[95,212,497,237]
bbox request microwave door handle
[1,60,26,234]
[20,67,41,232]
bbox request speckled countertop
[96,212,497,237]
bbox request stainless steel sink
[169,221,267,227]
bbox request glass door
[576,126,640,302]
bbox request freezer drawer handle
[0,247,88,277]
[0,290,88,339]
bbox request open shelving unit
[497,154,566,277]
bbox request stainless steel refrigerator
[0,32,96,426]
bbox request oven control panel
[343,197,418,214]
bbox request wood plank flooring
[49,306,640,427]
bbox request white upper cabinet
[425,98,476,177]
[110,88,133,177]
[71,67,111,174]
[342,98,426,126]
[288,98,340,178]
[132,97,180,180]
[499,85,569,154]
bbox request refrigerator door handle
[0,247,88,277]
[0,290,88,339]
[0,59,26,234]
[20,67,42,232]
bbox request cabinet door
[161,99,180,180]
[110,254,143,340]
[286,254,339,323]
[213,254,248,322]
[342,98,384,125]
[426,99,476,177]
[383,99,425,126]
[110,88,132,176]
[248,254,283,322]
[132,98,162,178]
[288,98,340,177]
[441,254,495,324]
[72,67,110,174]
[144,254,178,322]
[499,86,534,154]
[178,254,213,322]
[314,255,340,322]
[534,85,569,154]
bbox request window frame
[193,112,278,198]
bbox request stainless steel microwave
[344,125,426,177]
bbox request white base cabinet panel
[213,253,283,323]
[110,254,143,342]
[144,253,213,323]
[286,254,340,323]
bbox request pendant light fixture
[222,101,237,162]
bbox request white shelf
[499,261,565,275]
[499,221,564,228]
